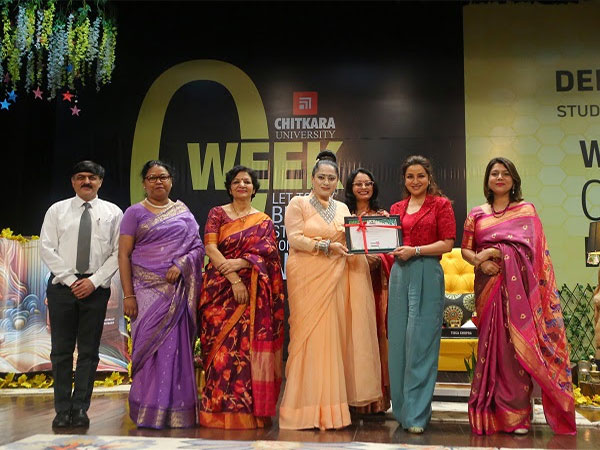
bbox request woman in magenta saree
[461,157,575,435]
[119,161,205,429]
[198,166,284,429]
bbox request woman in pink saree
[198,166,284,429]
[119,161,205,428]
[461,157,575,435]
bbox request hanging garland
[0,0,117,100]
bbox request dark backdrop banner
[3,1,466,262]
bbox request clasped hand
[479,260,501,276]
[329,242,349,257]
[389,246,415,261]
[232,280,249,304]
[218,258,248,275]
[166,265,181,284]
[70,278,95,299]
[474,247,502,276]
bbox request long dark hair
[345,168,380,214]
[401,155,443,198]
[483,157,523,204]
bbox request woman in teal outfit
[388,155,456,434]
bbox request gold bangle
[123,295,136,300]
[231,279,242,285]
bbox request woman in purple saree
[461,157,575,435]
[119,161,205,429]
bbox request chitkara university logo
[131,61,342,209]
[293,91,318,115]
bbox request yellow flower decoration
[0,372,53,389]
[1,371,129,390]
[573,384,600,406]
[0,228,39,243]
[93,372,126,388]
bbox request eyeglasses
[352,181,374,188]
[145,175,172,183]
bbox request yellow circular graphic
[444,305,464,327]
[463,293,476,312]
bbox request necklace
[144,198,172,209]
[232,203,252,222]
[491,202,510,217]
[310,193,337,224]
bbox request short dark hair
[224,165,260,200]
[311,150,339,177]
[141,160,175,180]
[345,168,380,214]
[71,160,105,178]
[401,155,444,198]
[483,157,523,204]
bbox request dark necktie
[76,203,92,274]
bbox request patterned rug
[1,435,489,450]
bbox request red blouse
[401,212,419,246]
[390,195,456,247]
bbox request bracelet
[231,278,242,285]
[123,295,136,300]
[415,246,421,256]
[317,239,331,256]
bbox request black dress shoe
[71,409,90,427]
[52,411,71,428]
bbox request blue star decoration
[0,99,10,110]
[66,64,73,73]
[7,90,17,102]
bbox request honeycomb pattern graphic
[464,3,600,286]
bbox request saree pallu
[464,203,575,435]
[199,212,284,429]
[129,202,204,429]
[388,256,445,429]
[353,253,394,414]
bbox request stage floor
[0,390,598,449]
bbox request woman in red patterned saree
[461,157,575,435]
[198,166,284,429]
[345,168,394,414]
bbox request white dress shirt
[40,195,123,289]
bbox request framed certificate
[344,215,402,254]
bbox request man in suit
[40,160,122,428]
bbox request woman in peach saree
[279,151,382,430]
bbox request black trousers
[46,275,110,413]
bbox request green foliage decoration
[0,0,117,98]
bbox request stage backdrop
[464,2,600,286]
[0,238,128,373]
[1,2,467,372]
[2,2,467,261]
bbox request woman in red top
[388,155,456,434]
